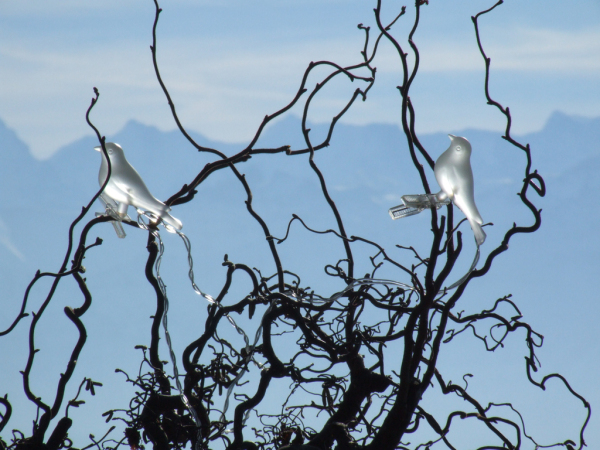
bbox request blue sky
[1,0,599,159]
[1,1,600,447]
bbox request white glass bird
[434,135,485,245]
[95,142,183,231]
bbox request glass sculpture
[389,135,486,245]
[94,143,183,233]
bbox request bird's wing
[112,179,136,195]
[454,160,475,186]
[453,189,483,225]
[434,164,456,199]
[115,179,170,213]
[451,163,483,225]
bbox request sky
[1,0,600,159]
[1,1,600,448]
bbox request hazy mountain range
[1,111,598,447]
[1,111,598,300]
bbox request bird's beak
[94,146,101,152]
[448,134,456,141]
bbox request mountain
[527,111,600,175]
[1,112,598,447]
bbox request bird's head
[448,134,472,157]
[94,142,124,159]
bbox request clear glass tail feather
[151,228,203,450]
[437,243,481,297]
[175,229,261,428]
[388,193,480,294]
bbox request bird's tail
[470,219,486,246]
[161,212,183,231]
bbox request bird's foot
[389,203,425,219]
[389,194,451,220]
[96,195,129,238]
[95,210,127,238]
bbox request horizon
[3,109,598,162]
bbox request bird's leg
[403,193,449,208]
[117,201,129,218]
[389,202,425,219]
[435,190,449,203]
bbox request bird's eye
[455,146,462,151]
[108,149,113,154]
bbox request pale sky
[1,2,599,447]
[1,0,599,159]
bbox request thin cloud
[415,27,600,74]
[0,218,25,262]
[2,24,599,159]
[1,0,144,16]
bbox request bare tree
[0,1,591,450]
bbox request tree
[0,1,590,449]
